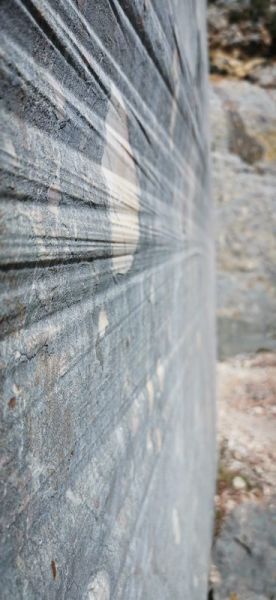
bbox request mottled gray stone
[213,502,276,600]
[0,1,215,599]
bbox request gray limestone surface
[0,1,215,598]
[213,502,276,600]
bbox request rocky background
[209,0,276,358]
[208,2,276,599]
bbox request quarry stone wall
[0,2,215,598]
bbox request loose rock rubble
[210,353,276,599]
[208,0,276,84]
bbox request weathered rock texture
[213,502,276,600]
[210,77,276,357]
[208,0,276,357]
[209,353,276,598]
[208,0,276,82]
[0,1,215,599]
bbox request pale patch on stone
[47,182,61,216]
[98,309,109,338]
[102,83,140,274]
[27,453,47,494]
[87,570,110,600]
[155,428,163,454]
[146,379,154,412]
[12,384,25,412]
[66,488,82,506]
[172,507,181,545]
[210,563,221,586]
[12,383,21,396]
[115,426,124,449]
[156,360,165,391]
[44,74,64,216]
[149,283,155,304]
[45,72,66,120]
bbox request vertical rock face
[208,0,276,357]
[210,78,276,357]
[0,2,215,599]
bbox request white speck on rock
[253,406,264,415]
[232,476,246,490]
[98,309,109,338]
[146,379,154,412]
[156,360,164,391]
[172,507,181,545]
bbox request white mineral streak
[3,136,16,160]
[102,83,140,274]
[66,488,82,506]
[155,428,163,453]
[98,309,109,338]
[172,507,181,545]
[169,49,181,148]
[47,150,61,218]
[87,570,110,600]
[45,72,64,217]
[156,359,165,391]
[146,379,154,412]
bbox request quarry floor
[210,352,276,600]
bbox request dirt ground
[210,352,276,599]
